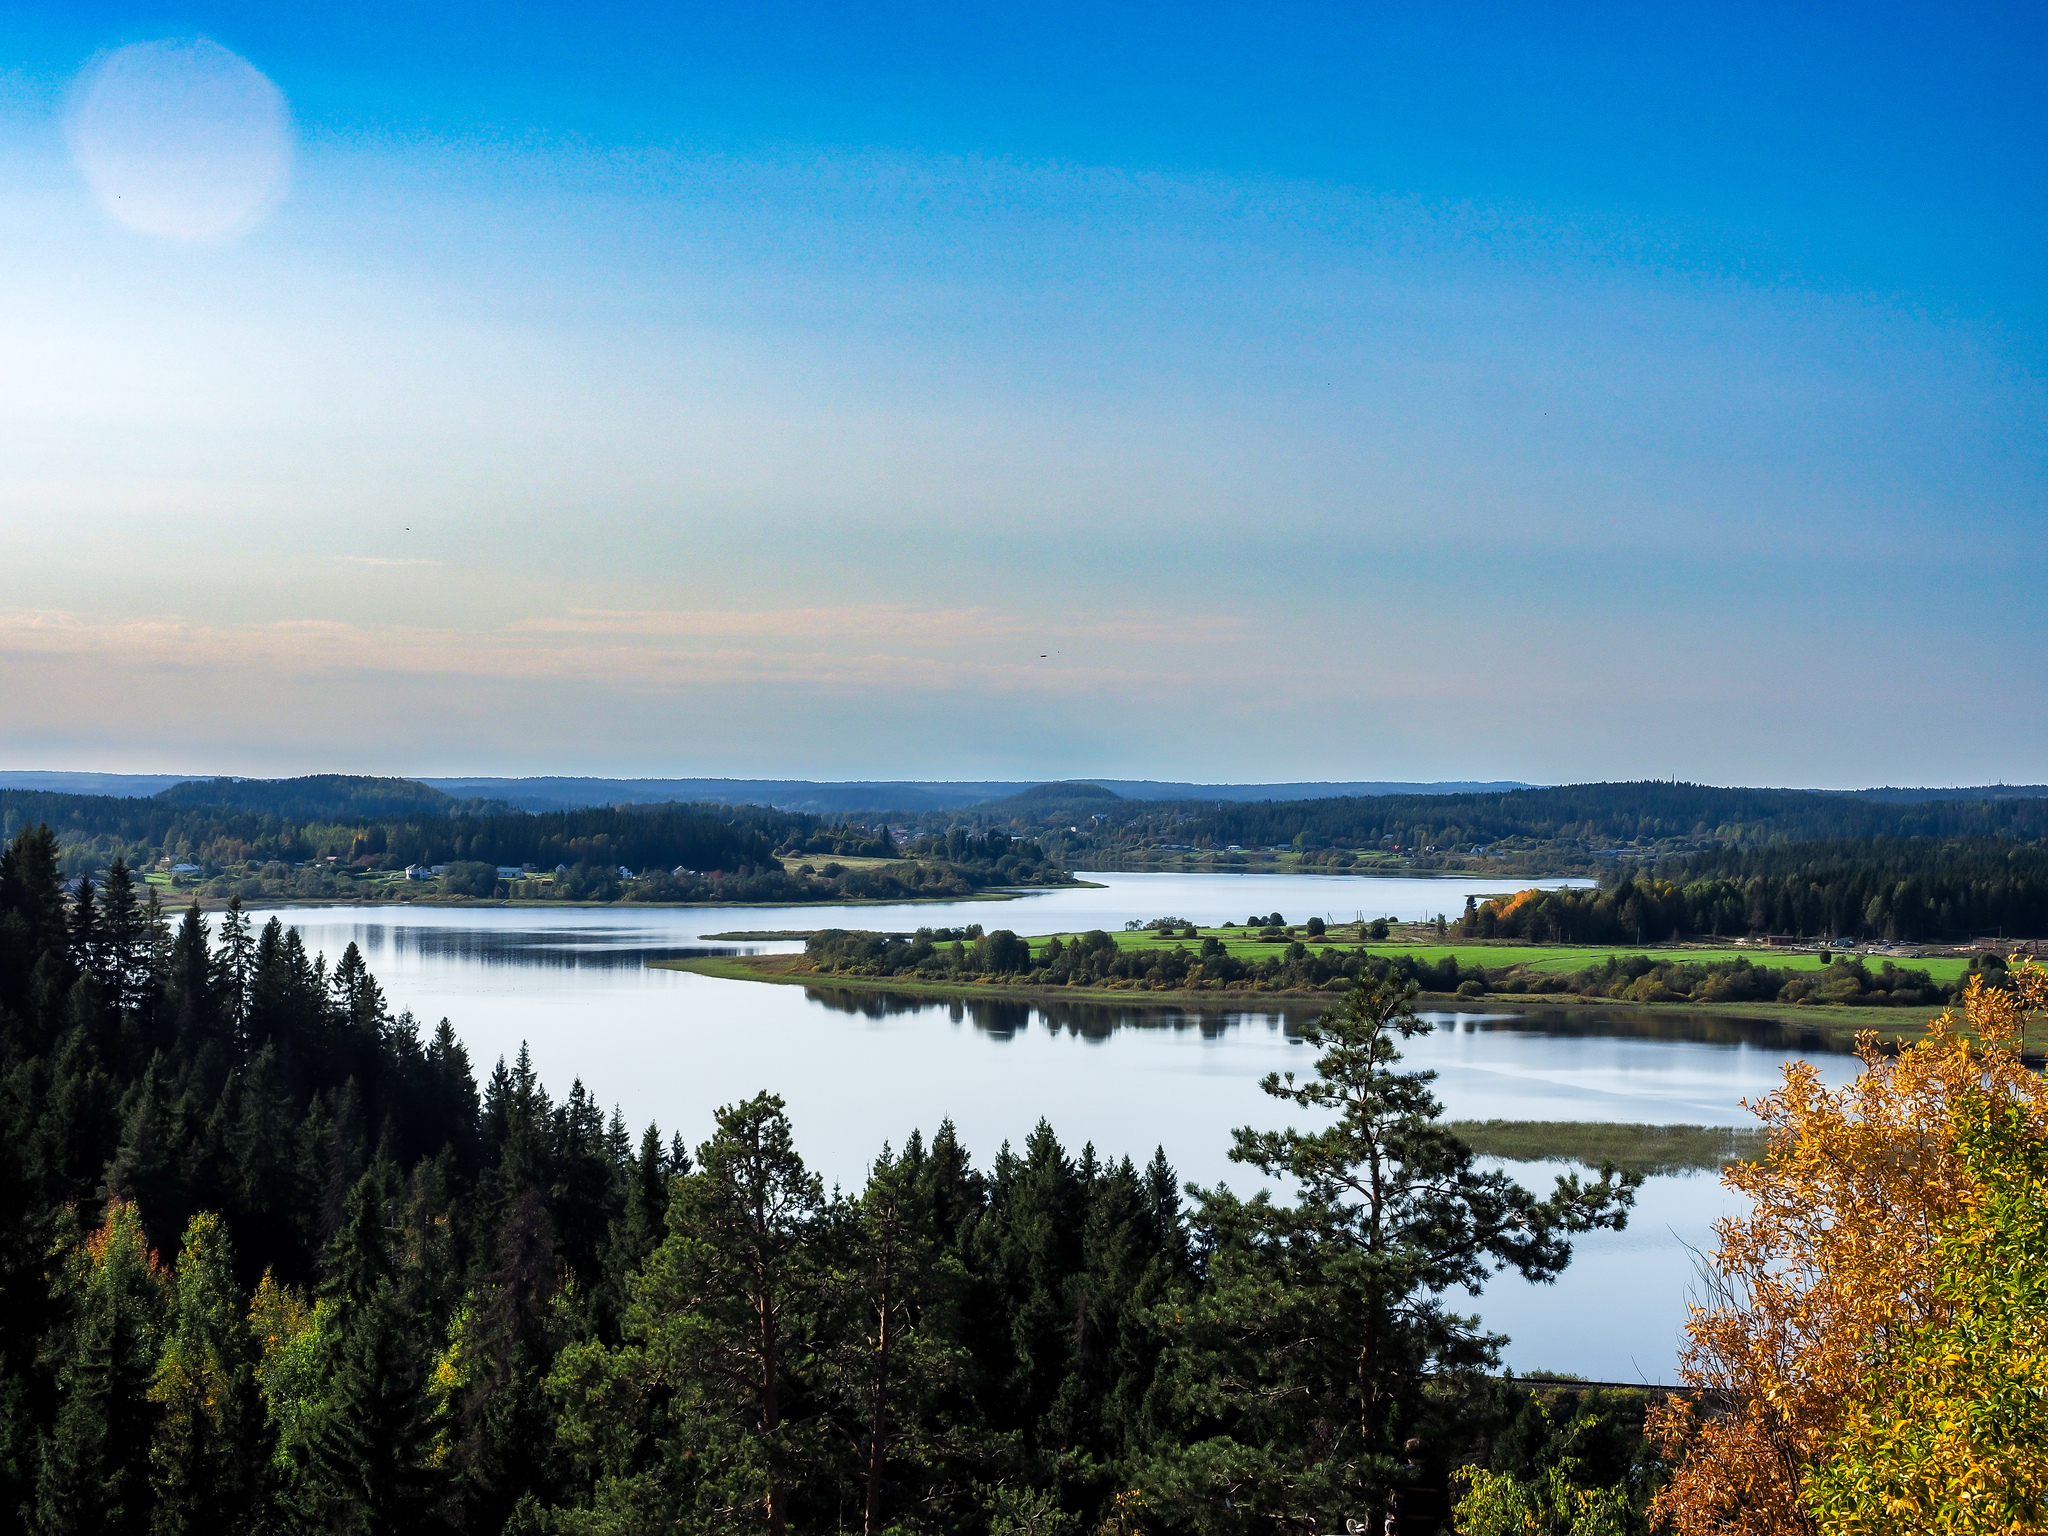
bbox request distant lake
[276,871,1854,1381]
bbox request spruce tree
[149,1212,264,1536]
[66,874,100,997]
[290,1168,443,1535]
[0,824,72,1030]
[327,944,385,1039]
[99,860,147,1019]
[445,1188,565,1531]
[33,1200,167,1536]
[165,905,217,1064]
[208,899,252,1049]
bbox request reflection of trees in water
[800,984,1318,1042]
[298,924,721,971]
[1433,1006,1850,1054]
[801,986,1853,1054]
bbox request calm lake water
[274,871,1857,1381]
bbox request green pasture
[1018,927,1974,982]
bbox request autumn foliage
[1650,963,2048,1535]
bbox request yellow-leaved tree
[1649,963,2048,1536]
[1802,1090,2048,1532]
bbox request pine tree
[1143,977,1639,1532]
[550,1092,827,1536]
[826,1141,976,1536]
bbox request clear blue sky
[2,2,2042,784]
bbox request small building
[170,863,201,876]
[495,866,523,879]
[404,864,433,881]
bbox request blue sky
[2,2,2043,784]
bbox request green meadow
[1019,926,1976,983]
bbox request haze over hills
[417,777,1543,813]
[0,771,1537,813]
[1,770,2046,820]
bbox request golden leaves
[1650,964,2048,1536]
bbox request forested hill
[154,775,501,821]
[0,786,788,877]
[1060,781,2048,856]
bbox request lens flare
[68,38,291,243]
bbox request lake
[275,870,1858,1381]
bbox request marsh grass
[1449,1120,1767,1175]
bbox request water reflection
[800,984,1304,1041]
[800,984,1853,1055]
[331,922,731,971]
[1429,1005,1848,1054]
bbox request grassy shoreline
[649,953,1953,1041]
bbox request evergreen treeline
[0,788,778,877]
[1472,841,2048,944]
[1034,782,2048,857]
[0,820,1640,1535]
[1648,839,2048,941]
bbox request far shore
[142,880,1106,914]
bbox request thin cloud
[517,605,1234,644]
[0,606,1238,698]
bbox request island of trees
[778,919,1999,1014]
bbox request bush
[440,860,499,898]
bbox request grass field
[1015,927,1976,982]
[775,853,903,873]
